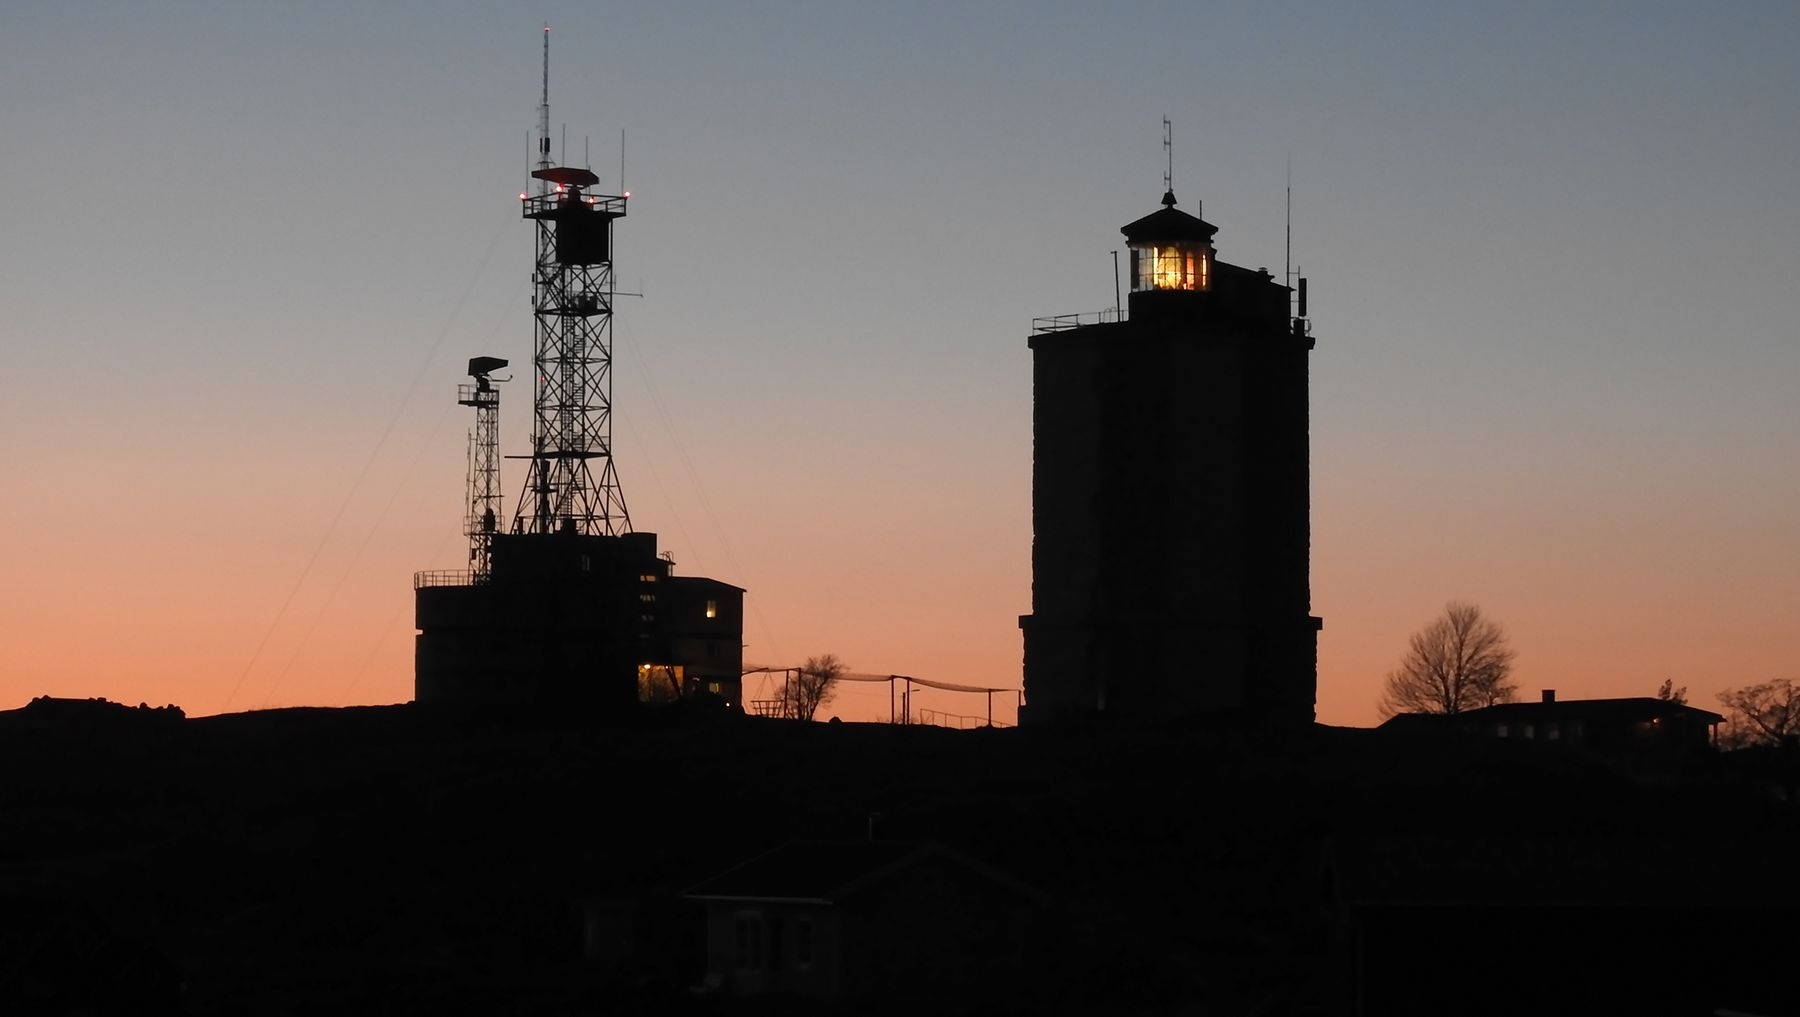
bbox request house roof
[1466,697,1722,724]
[680,840,1046,906]
[1381,696,1723,729]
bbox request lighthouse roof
[1121,193,1218,245]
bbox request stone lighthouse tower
[1019,184,1320,726]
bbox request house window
[734,912,764,971]
[796,916,814,967]
[705,599,718,619]
[1494,723,1508,738]
[1547,722,1560,741]
[1523,723,1536,740]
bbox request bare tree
[779,655,845,721]
[637,665,682,704]
[1716,679,1800,748]
[1379,601,1517,717]
[1656,679,1688,704]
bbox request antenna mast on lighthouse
[512,25,632,536]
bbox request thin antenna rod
[620,128,626,193]
[1162,116,1173,198]
[1285,155,1293,310]
[536,25,551,191]
[1111,250,1122,318]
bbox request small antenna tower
[460,358,508,577]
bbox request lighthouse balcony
[1031,308,1129,334]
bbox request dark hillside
[1,699,1796,1016]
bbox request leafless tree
[637,665,682,704]
[779,654,844,721]
[1378,601,1517,717]
[1716,679,1800,748]
[1657,679,1688,704]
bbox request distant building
[1019,188,1320,725]
[1381,689,1723,772]
[416,532,745,709]
[681,840,1046,1004]
[412,51,744,711]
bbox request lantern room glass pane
[1132,244,1209,292]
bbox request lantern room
[1122,190,1217,294]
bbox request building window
[1134,245,1209,291]
[1523,723,1535,740]
[1547,722,1560,741]
[707,640,718,658]
[796,916,813,967]
[734,912,764,971]
[1493,723,1508,738]
[639,573,657,583]
[705,599,718,619]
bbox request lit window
[639,573,657,583]
[705,599,718,619]
[1137,245,1208,291]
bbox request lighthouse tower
[1019,178,1320,726]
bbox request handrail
[414,570,482,590]
[1031,308,1127,334]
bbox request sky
[2,2,1796,728]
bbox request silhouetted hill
[1,701,1796,1016]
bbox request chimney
[1541,689,1556,704]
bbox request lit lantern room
[1122,190,1217,296]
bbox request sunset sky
[3,3,1796,728]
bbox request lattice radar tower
[512,26,631,537]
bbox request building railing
[521,192,627,219]
[1031,308,1127,334]
[414,570,484,590]
[915,708,1013,730]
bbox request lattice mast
[513,25,632,536]
[460,357,507,576]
